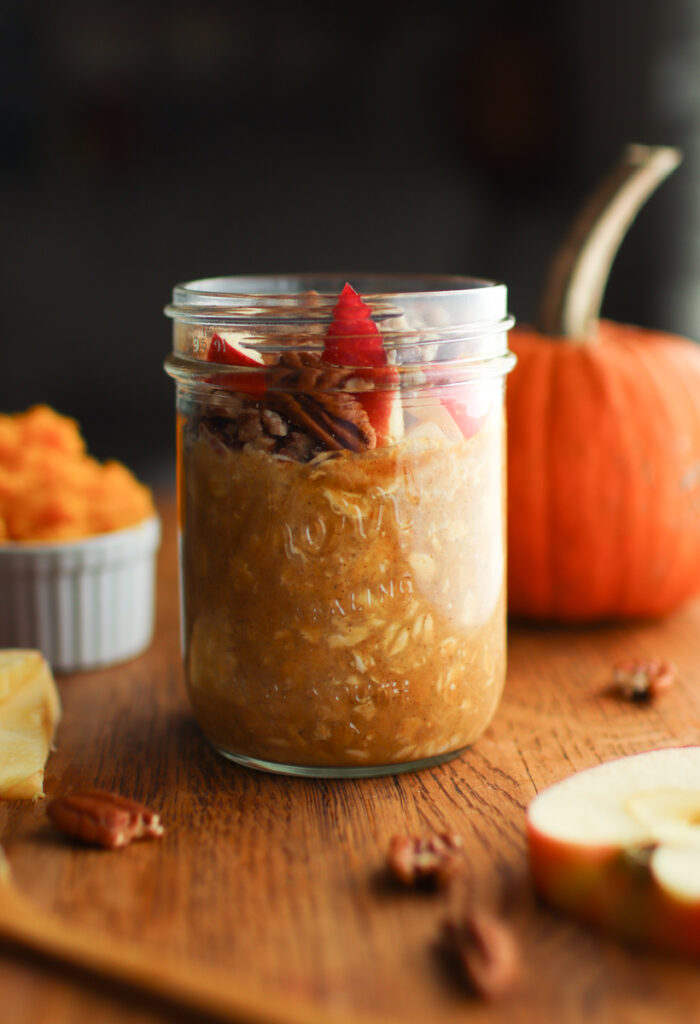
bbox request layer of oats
[179,405,506,767]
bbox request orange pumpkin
[507,145,700,621]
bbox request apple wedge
[207,333,264,368]
[323,283,404,446]
[206,332,266,398]
[355,364,404,447]
[0,650,61,800]
[407,368,495,443]
[527,747,700,957]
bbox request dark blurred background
[2,0,699,487]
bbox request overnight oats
[165,275,515,776]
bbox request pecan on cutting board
[441,908,521,1000]
[386,832,463,887]
[612,658,677,701]
[47,791,164,850]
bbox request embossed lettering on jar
[165,275,515,777]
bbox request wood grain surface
[2,494,700,1024]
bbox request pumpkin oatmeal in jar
[165,275,514,776]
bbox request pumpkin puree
[0,406,154,541]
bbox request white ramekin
[0,516,161,672]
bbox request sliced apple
[207,332,265,368]
[0,650,61,800]
[323,283,404,446]
[527,747,700,957]
[206,332,266,398]
[651,846,700,903]
[418,366,495,441]
[626,789,700,848]
[356,364,404,446]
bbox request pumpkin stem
[537,144,683,341]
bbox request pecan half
[47,791,164,850]
[612,658,677,701]
[267,351,376,452]
[441,909,521,1000]
[387,832,462,887]
[269,390,375,452]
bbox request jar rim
[164,273,511,330]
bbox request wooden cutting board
[2,495,700,1024]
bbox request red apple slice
[440,394,490,441]
[207,333,264,368]
[420,366,494,441]
[206,332,266,397]
[355,364,404,447]
[323,284,403,446]
[323,283,387,366]
[527,746,700,957]
[407,375,494,442]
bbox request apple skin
[207,333,264,368]
[356,364,403,447]
[527,748,700,958]
[419,365,494,441]
[206,332,266,398]
[528,826,700,957]
[440,395,489,441]
[322,287,404,447]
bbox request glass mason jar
[164,275,515,777]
